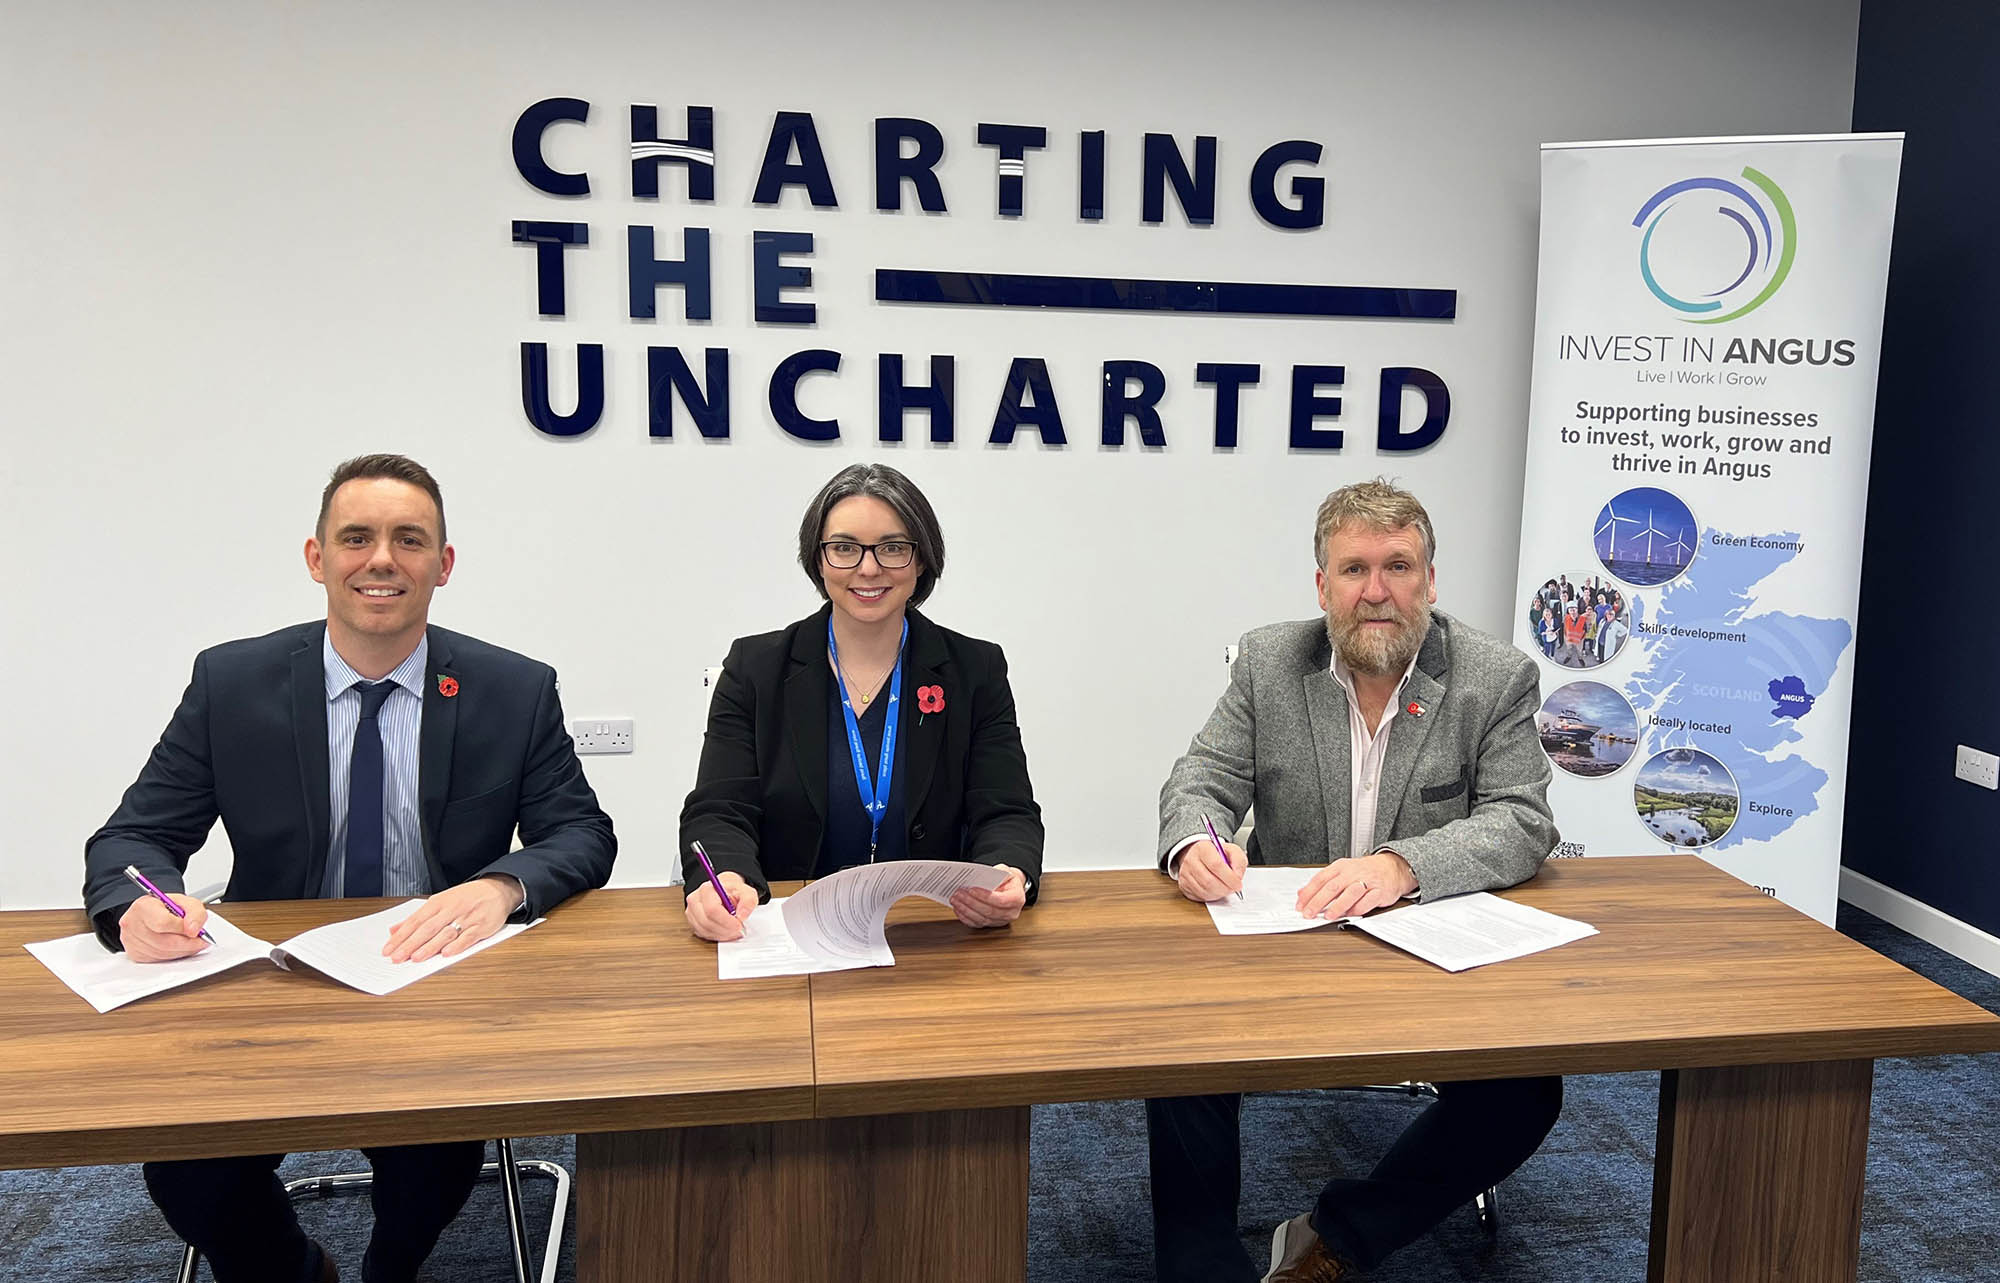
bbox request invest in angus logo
[1632,168,1796,324]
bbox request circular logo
[1632,168,1795,324]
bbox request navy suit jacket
[679,605,1043,902]
[84,622,617,949]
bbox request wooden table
[620,857,2000,1283]
[0,889,814,1165]
[4,858,1997,1283]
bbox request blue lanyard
[828,617,906,861]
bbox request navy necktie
[345,680,397,898]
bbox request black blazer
[679,605,1043,901]
[84,621,617,948]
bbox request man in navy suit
[83,454,616,1283]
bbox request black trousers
[1147,1076,1563,1281]
[144,1140,485,1283]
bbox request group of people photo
[85,456,1562,1283]
[1527,574,1631,669]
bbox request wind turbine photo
[1595,487,1698,586]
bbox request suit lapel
[900,611,948,819]
[785,610,831,826]
[420,628,459,869]
[291,627,332,896]
[1372,623,1449,849]
[1301,641,1352,865]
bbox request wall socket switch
[573,718,635,755]
[1955,744,1999,791]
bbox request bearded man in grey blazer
[1148,480,1562,1283]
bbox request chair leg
[1335,1081,1438,1101]
[490,1140,571,1283]
[176,1242,200,1283]
[523,1159,570,1283]
[498,1138,532,1283]
[1476,1184,1500,1235]
[284,1169,373,1199]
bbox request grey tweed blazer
[1157,610,1557,900]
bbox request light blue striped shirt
[319,634,432,899]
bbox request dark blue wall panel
[1843,0,2000,934]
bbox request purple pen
[1201,814,1245,902]
[1200,814,1234,869]
[123,864,216,945]
[690,841,739,915]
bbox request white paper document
[1342,893,1597,972]
[716,896,884,980]
[711,860,1009,979]
[25,912,279,1013]
[26,899,541,1012]
[1204,868,1332,935]
[783,859,1008,966]
[272,900,540,996]
[1204,869,1596,971]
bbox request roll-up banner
[1513,134,1903,924]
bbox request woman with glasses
[679,463,1044,941]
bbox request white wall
[0,0,1860,906]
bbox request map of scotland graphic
[1622,531,1851,849]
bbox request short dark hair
[796,463,946,607]
[317,454,447,544]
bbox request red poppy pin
[436,675,459,698]
[1406,701,1424,718]
[917,685,945,715]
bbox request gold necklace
[833,653,894,706]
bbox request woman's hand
[951,864,1027,929]
[685,872,757,941]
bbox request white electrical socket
[573,718,635,755]
[1955,744,1999,791]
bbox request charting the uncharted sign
[1514,133,1902,924]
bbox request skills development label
[1513,134,1903,925]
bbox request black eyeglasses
[820,540,917,570]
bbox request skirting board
[1841,867,2000,981]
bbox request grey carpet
[4,902,1995,1281]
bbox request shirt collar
[1330,646,1422,702]
[323,631,429,703]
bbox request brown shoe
[1264,1213,1354,1282]
[308,1239,339,1283]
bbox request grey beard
[1328,602,1431,677]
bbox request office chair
[173,1137,570,1283]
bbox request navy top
[815,681,910,878]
